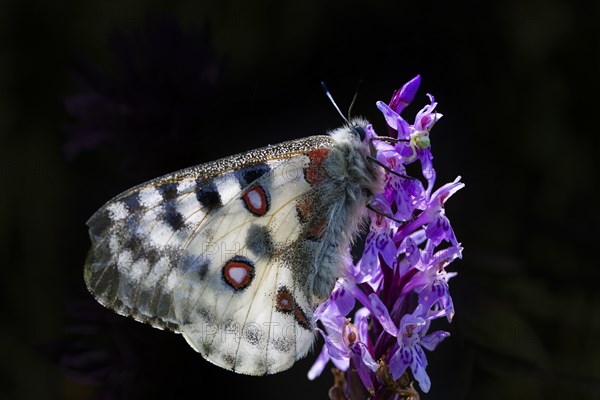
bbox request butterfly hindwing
[175,153,319,373]
[84,135,340,374]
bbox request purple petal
[410,345,431,392]
[427,244,463,271]
[373,142,397,164]
[391,180,421,222]
[399,307,427,337]
[353,258,378,284]
[390,75,421,114]
[317,328,348,361]
[369,293,398,336]
[393,208,436,247]
[354,307,370,343]
[429,176,465,206]
[375,233,397,268]
[344,280,374,312]
[330,280,356,316]
[425,214,455,246]
[420,149,436,186]
[414,97,439,131]
[396,118,413,140]
[401,237,421,267]
[419,269,457,322]
[366,267,383,291]
[313,297,331,320]
[419,278,447,310]
[376,101,401,131]
[331,354,350,371]
[357,343,378,371]
[389,346,411,380]
[401,268,433,296]
[397,233,427,274]
[420,330,450,351]
[350,344,375,392]
[370,192,394,217]
[307,344,330,380]
[398,230,427,251]
[316,299,346,332]
[361,234,382,276]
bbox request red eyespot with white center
[222,257,255,290]
[275,286,312,331]
[276,288,295,312]
[242,185,269,216]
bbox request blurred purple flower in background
[309,75,464,399]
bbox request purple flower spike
[309,76,463,398]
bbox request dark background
[2,1,598,399]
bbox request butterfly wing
[84,135,338,374]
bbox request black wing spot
[246,224,274,257]
[142,247,162,266]
[243,323,263,346]
[180,253,211,280]
[157,182,179,201]
[123,234,144,255]
[272,336,293,353]
[238,164,271,186]
[195,179,222,210]
[275,286,312,331]
[163,203,185,230]
[121,193,141,213]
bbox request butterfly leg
[366,156,416,180]
[366,203,414,225]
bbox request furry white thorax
[309,118,384,301]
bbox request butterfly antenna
[347,79,363,120]
[321,82,350,124]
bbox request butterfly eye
[353,126,366,141]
